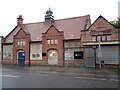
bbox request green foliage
[111,18,120,28]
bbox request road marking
[110,79,119,82]
[0,74,21,78]
[29,73,50,76]
[75,77,119,82]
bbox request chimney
[17,15,23,26]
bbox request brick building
[2,9,91,66]
[1,9,119,67]
[81,15,120,67]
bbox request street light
[92,46,97,69]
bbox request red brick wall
[13,29,30,65]
[81,17,119,42]
[42,25,64,66]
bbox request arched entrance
[17,50,25,65]
[48,50,58,65]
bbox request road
[1,65,119,88]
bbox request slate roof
[4,15,90,43]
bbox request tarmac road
[1,65,119,88]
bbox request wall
[64,40,84,66]
[13,29,30,65]
[81,17,119,43]
[42,25,64,66]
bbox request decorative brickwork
[13,28,30,65]
[42,25,64,66]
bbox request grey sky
[0,0,119,37]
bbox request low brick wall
[65,60,84,66]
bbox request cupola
[45,8,54,22]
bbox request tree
[111,18,120,28]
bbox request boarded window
[30,43,42,60]
[65,52,74,60]
[3,45,13,60]
[32,53,40,58]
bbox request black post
[29,42,30,67]
[63,40,65,67]
[93,46,97,69]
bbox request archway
[48,50,58,65]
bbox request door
[48,50,58,65]
[84,48,95,68]
[18,51,25,65]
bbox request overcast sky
[0,0,119,37]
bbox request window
[17,41,20,46]
[54,39,57,44]
[47,39,58,45]
[74,51,83,59]
[48,40,51,44]
[97,36,101,42]
[17,40,25,46]
[93,35,111,42]
[42,53,46,56]
[51,40,54,44]
[22,41,25,45]
[107,35,111,41]
[102,36,106,41]
[92,36,96,42]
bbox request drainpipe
[63,40,65,67]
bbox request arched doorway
[17,50,25,65]
[48,50,58,65]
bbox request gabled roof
[87,15,115,30]
[3,15,90,43]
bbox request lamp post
[98,36,102,68]
[92,46,97,69]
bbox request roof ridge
[55,15,90,21]
[23,15,90,25]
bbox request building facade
[2,9,91,66]
[81,16,120,67]
[1,9,119,67]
